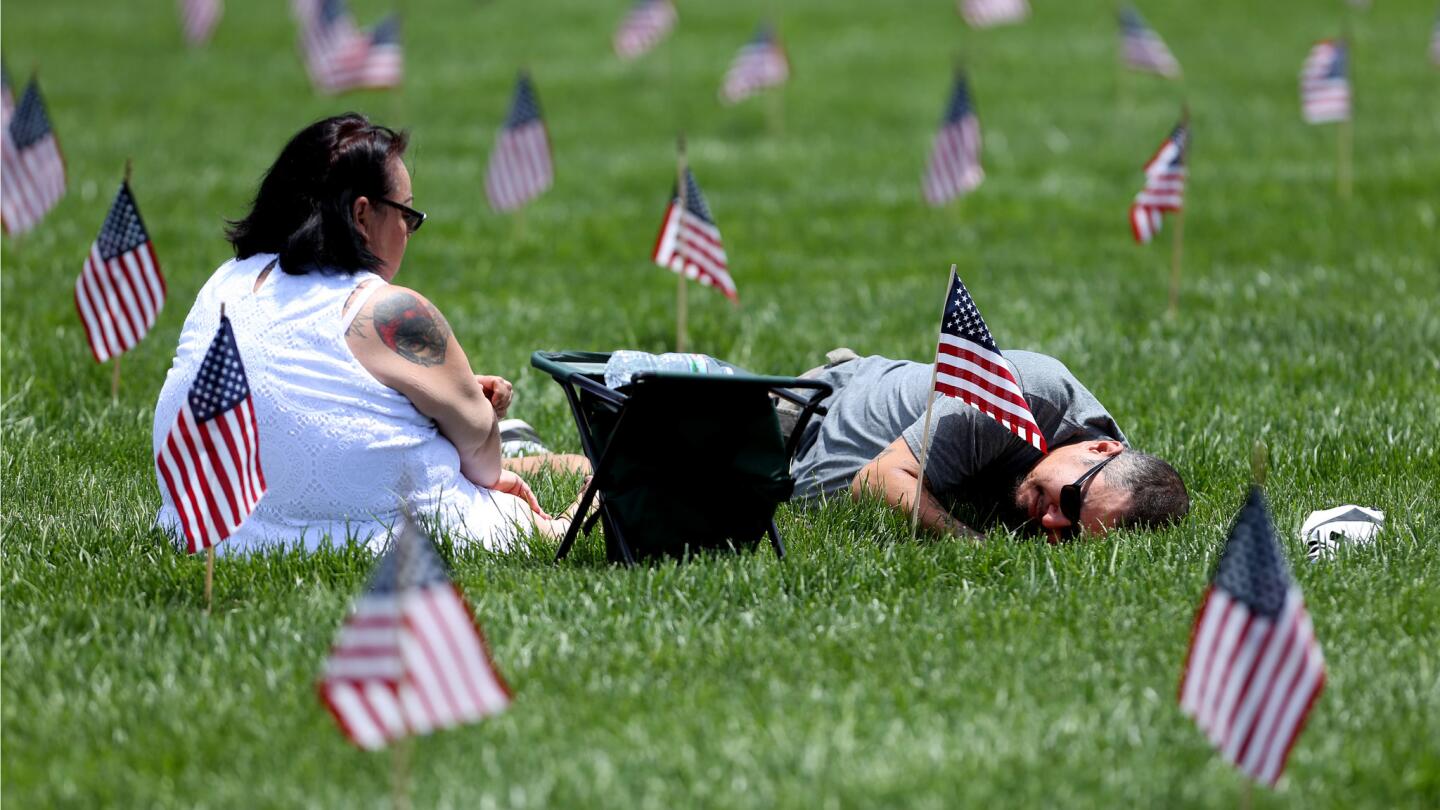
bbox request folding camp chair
[531,351,834,565]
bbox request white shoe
[499,419,550,458]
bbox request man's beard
[1001,474,1041,535]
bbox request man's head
[1012,440,1189,543]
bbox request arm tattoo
[371,292,451,367]
[345,309,371,339]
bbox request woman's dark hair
[226,113,409,275]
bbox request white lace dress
[152,254,531,554]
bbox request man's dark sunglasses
[1058,453,1119,538]
[377,198,426,234]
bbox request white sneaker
[499,418,550,458]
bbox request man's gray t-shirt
[790,351,1126,522]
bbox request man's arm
[851,436,983,540]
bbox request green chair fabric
[531,351,833,564]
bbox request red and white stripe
[320,583,512,750]
[959,0,1029,29]
[614,0,677,61]
[1180,586,1326,786]
[923,115,984,206]
[720,43,789,105]
[353,39,402,89]
[1,129,66,236]
[75,240,167,363]
[935,336,1046,453]
[484,121,553,212]
[295,0,370,94]
[155,394,266,554]
[651,201,737,303]
[1130,137,1184,244]
[179,0,222,46]
[1300,44,1350,125]
[1123,30,1181,78]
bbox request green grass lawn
[3,0,1438,807]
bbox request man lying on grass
[782,350,1188,542]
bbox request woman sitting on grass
[152,113,587,553]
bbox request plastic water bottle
[603,351,735,388]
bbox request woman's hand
[491,470,549,518]
[476,375,513,419]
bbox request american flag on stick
[1180,487,1326,786]
[295,0,401,94]
[959,0,1029,29]
[1431,15,1440,67]
[933,269,1046,453]
[179,0,223,46]
[155,314,266,554]
[1300,39,1350,124]
[1119,7,1181,78]
[720,23,790,105]
[614,0,677,61]
[1,75,66,236]
[485,71,553,213]
[319,515,512,750]
[922,72,984,206]
[1130,117,1187,245]
[76,179,167,363]
[651,166,737,303]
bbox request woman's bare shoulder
[345,284,453,369]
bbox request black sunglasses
[376,198,426,234]
[1058,453,1119,537]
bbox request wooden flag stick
[1337,117,1353,200]
[1168,206,1186,317]
[674,132,689,352]
[204,546,215,614]
[1239,780,1253,810]
[1251,439,1269,489]
[512,203,528,243]
[202,301,228,615]
[391,736,414,810]
[910,266,958,540]
[109,158,136,401]
[765,85,785,137]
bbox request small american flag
[1130,117,1187,245]
[1300,39,1350,125]
[959,0,1029,29]
[319,515,511,750]
[75,180,167,363]
[1180,488,1326,786]
[651,167,737,303]
[155,315,266,554]
[1431,15,1440,67]
[356,15,404,89]
[179,0,222,46]
[1,76,67,236]
[485,71,553,213]
[296,0,401,94]
[934,270,1046,453]
[1119,6,1181,78]
[720,23,790,105]
[922,72,984,206]
[614,0,677,61]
